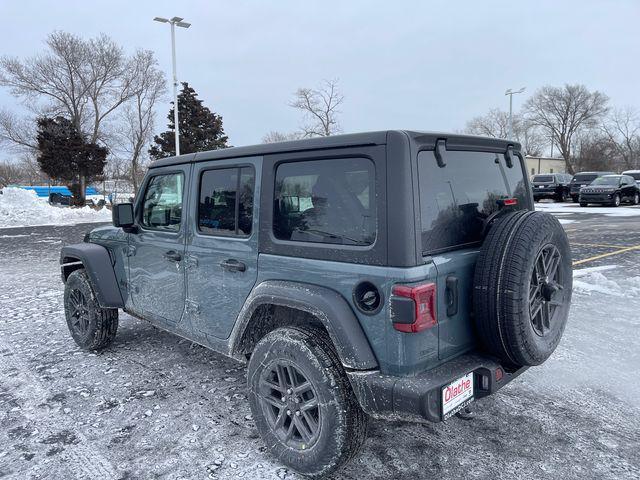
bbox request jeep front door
[185,158,260,340]
[127,167,189,324]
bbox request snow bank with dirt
[0,187,111,229]
[536,201,640,217]
[573,265,640,297]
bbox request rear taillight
[391,283,437,333]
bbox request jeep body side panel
[251,255,440,375]
[60,243,124,308]
[230,280,378,370]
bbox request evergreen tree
[149,82,229,159]
[36,116,108,205]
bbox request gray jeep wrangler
[60,131,572,477]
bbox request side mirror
[112,203,136,231]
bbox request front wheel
[247,327,368,478]
[64,269,118,350]
[612,194,621,207]
[633,192,639,205]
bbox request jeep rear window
[273,158,376,246]
[532,175,553,183]
[418,151,527,254]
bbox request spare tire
[473,211,572,367]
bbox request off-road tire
[64,269,118,350]
[473,211,572,367]
[247,326,368,478]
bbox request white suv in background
[622,170,640,189]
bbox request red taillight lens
[391,283,437,333]
[502,198,518,206]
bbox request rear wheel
[64,269,118,350]
[556,191,567,202]
[579,202,588,207]
[473,211,572,366]
[633,192,639,205]
[571,195,579,203]
[247,327,368,478]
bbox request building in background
[525,156,566,175]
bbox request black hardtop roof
[149,130,520,169]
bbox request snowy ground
[0,188,111,229]
[0,221,639,480]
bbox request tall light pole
[505,87,525,140]
[154,16,191,156]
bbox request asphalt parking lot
[0,209,639,480]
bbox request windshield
[532,175,554,183]
[625,172,640,181]
[572,174,599,183]
[590,176,620,186]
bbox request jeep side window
[198,167,255,237]
[140,173,184,232]
[273,158,376,246]
[418,151,526,253]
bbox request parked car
[579,174,640,207]
[622,170,640,188]
[60,132,573,477]
[531,173,572,202]
[569,171,615,202]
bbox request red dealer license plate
[442,372,474,419]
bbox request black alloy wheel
[529,244,564,337]
[257,361,321,448]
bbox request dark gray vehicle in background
[59,131,573,477]
[570,171,615,202]
[531,173,572,202]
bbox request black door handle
[163,250,182,262]
[220,259,246,272]
[446,275,459,317]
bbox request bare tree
[114,50,166,192]
[262,131,303,144]
[289,79,344,137]
[601,106,640,171]
[572,132,618,172]
[0,31,146,201]
[0,161,23,187]
[0,109,37,152]
[464,108,544,156]
[524,84,609,173]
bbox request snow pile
[0,187,111,229]
[573,265,640,297]
[536,202,640,217]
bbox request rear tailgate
[416,148,530,360]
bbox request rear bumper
[347,352,528,423]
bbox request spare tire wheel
[473,211,572,367]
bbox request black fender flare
[230,280,378,370]
[60,243,124,308]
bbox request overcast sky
[0,0,638,157]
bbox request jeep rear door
[184,156,261,340]
[416,149,530,360]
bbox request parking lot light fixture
[505,87,526,140]
[154,16,191,156]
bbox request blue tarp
[18,186,99,197]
